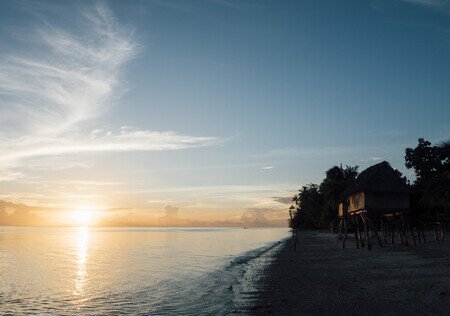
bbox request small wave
[146,238,289,315]
[227,239,286,268]
[227,238,288,314]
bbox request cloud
[399,0,450,13]
[0,198,289,227]
[97,200,289,227]
[120,184,293,195]
[0,2,136,135]
[0,127,219,168]
[253,146,373,159]
[272,196,293,205]
[0,3,220,174]
[400,0,450,6]
[240,207,287,227]
[0,200,46,226]
[0,171,24,181]
[158,205,180,225]
[208,0,270,10]
[359,156,389,163]
[164,205,179,217]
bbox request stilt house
[338,161,412,249]
[339,161,410,217]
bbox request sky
[0,0,449,227]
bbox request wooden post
[365,214,372,250]
[354,215,359,249]
[402,214,409,246]
[411,227,417,246]
[389,217,395,245]
[342,217,348,249]
[381,217,388,244]
[374,218,382,247]
[434,218,439,243]
[356,215,364,248]
[393,214,403,245]
[360,212,371,250]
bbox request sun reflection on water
[74,226,89,297]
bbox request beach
[251,231,450,315]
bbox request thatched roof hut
[340,161,410,216]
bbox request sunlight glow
[74,226,89,297]
[69,206,96,226]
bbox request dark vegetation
[289,138,450,230]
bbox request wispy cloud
[272,196,293,205]
[207,0,271,10]
[0,171,24,181]
[0,3,135,135]
[0,127,219,168]
[399,0,450,14]
[240,207,287,227]
[359,156,390,163]
[0,3,220,177]
[400,0,450,7]
[252,146,374,159]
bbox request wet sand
[251,231,450,315]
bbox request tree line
[289,138,449,229]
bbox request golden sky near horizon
[0,2,296,227]
[3,0,445,227]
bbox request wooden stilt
[393,215,403,245]
[361,213,371,250]
[342,217,348,249]
[357,215,364,248]
[374,218,382,247]
[354,216,360,249]
[411,227,417,246]
[421,228,427,244]
[390,218,395,245]
[434,220,439,243]
[381,219,388,244]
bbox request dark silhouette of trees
[289,138,449,230]
[320,165,358,227]
[289,165,358,230]
[289,184,324,229]
[405,138,449,218]
[405,138,442,186]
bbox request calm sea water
[0,227,289,315]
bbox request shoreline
[250,230,450,315]
[230,237,289,314]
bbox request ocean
[0,227,290,315]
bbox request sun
[69,207,96,226]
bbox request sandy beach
[251,231,450,315]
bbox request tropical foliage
[289,165,358,229]
[405,138,450,215]
[289,138,449,230]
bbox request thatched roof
[343,161,409,196]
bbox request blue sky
[0,0,449,226]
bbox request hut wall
[338,203,344,218]
[348,192,365,213]
[365,192,409,212]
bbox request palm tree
[320,165,358,226]
[289,204,296,228]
